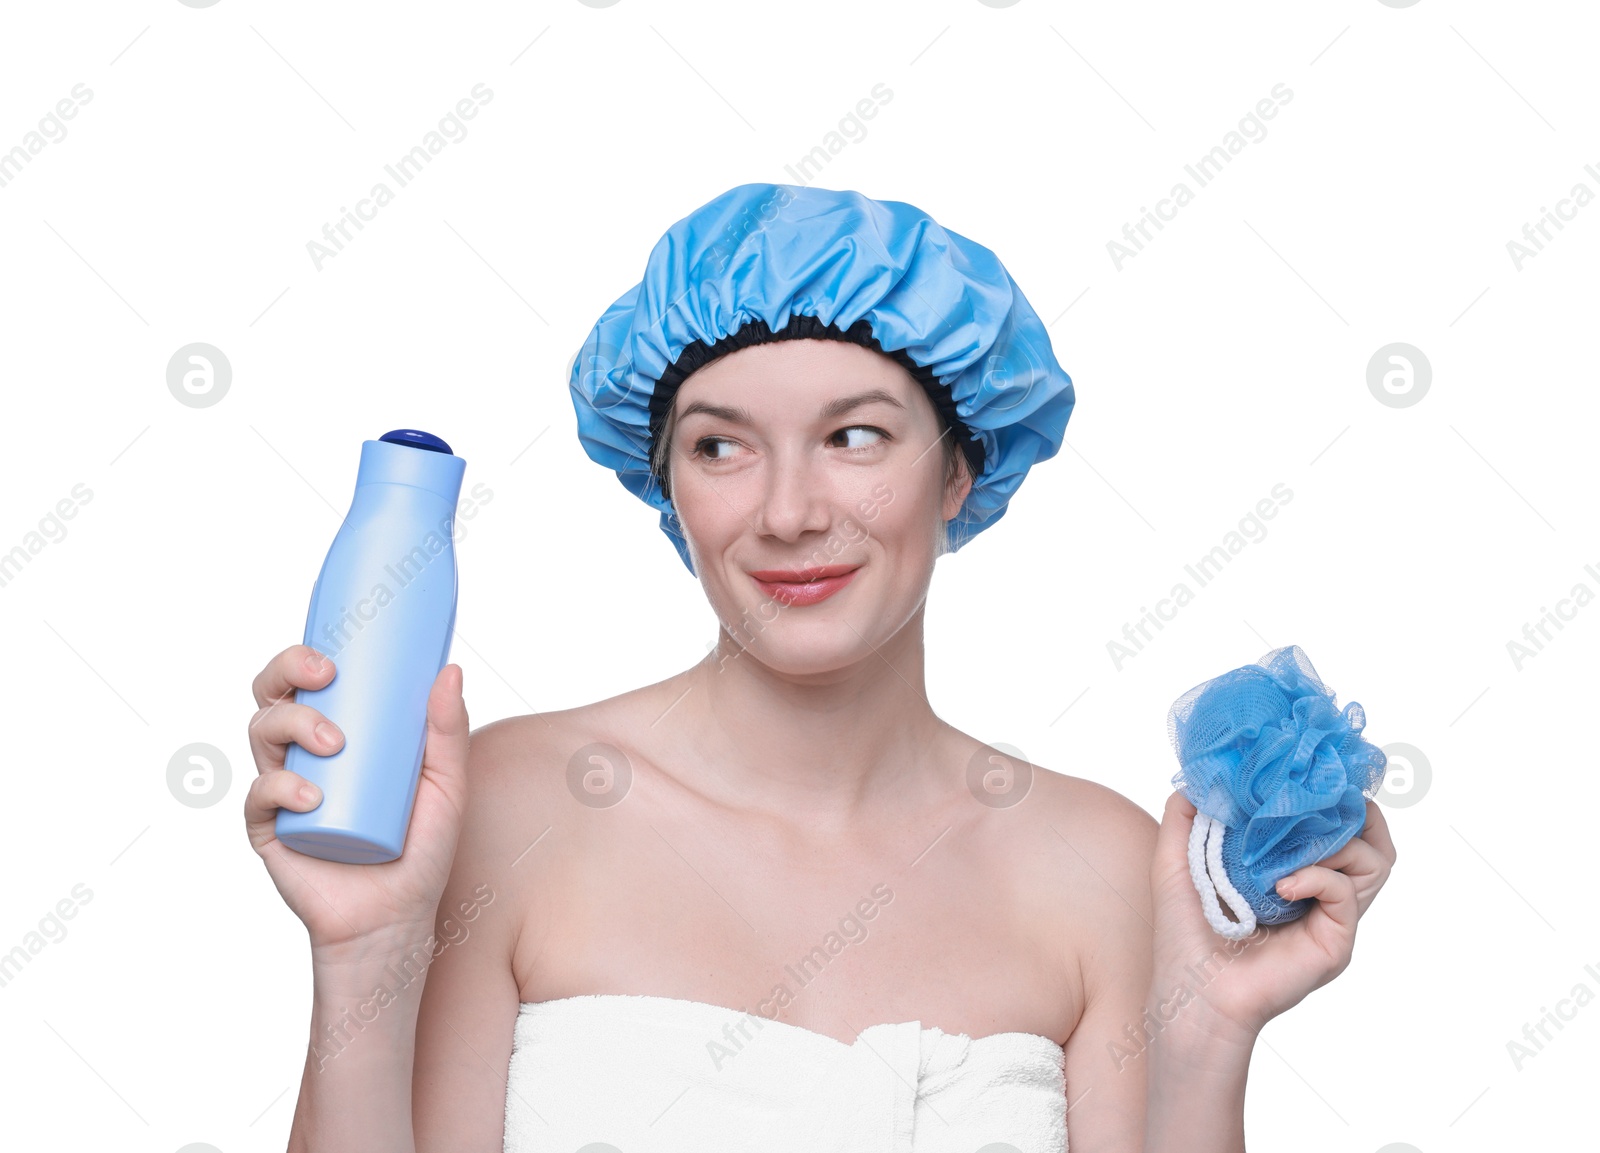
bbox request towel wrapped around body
[503,992,1068,1152]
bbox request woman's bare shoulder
[445,703,628,935]
[995,759,1161,929]
[948,747,1160,1036]
[460,684,667,824]
[467,706,593,767]
[465,702,617,800]
[1028,767,1160,860]
[939,728,1159,886]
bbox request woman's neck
[657,611,954,830]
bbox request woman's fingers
[246,645,342,773]
[1152,790,1197,885]
[243,762,324,828]
[1306,803,1395,917]
[1275,864,1360,974]
[247,698,344,775]
[251,644,336,709]
[1156,790,1394,941]
[1314,828,1389,878]
[1163,789,1196,822]
[420,665,469,794]
[1359,799,1398,866]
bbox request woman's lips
[747,564,860,606]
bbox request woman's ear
[942,453,974,520]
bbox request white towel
[504,992,1068,1152]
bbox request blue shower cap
[567,182,1075,575]
[1167,646,1389,939]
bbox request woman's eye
[692,436,738,461]
[832,425,887,451]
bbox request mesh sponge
[1167,646,1388,939]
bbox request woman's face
[665,338,972,676]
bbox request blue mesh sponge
[1167,646,1389,939]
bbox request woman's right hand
[245,644,471,964]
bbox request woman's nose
[753,450,834,542]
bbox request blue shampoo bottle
[276,429,466,864]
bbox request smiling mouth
[746,564,861,606]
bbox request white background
[1,1,1595,1149]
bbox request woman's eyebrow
[677,389,906,426]
[676,399,754,425]
[821,388,906,418]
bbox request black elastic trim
[647,313,984,492]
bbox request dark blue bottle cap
[379,429,453,454]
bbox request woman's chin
[733,625,889,679]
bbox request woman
[247,183,1396,1152]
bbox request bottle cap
[361,432,466,501]
[379,429,453,455]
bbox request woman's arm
[1145,1017,1254,1151]
[288,926,440,1153]
[1060,869,1254,1153]
[245,652,477,1153]
[287,849,522,1153]
[283,717,528,1153]
[1057,785,1394,1152]
[411,721,530,1151]
[1056,787,1159,1152]
[1140,790,1398,1152]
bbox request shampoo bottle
[276,429,465,864]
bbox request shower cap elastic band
[567,182,1076,575]
[647,311,988,501]
[1166,645,1390,940]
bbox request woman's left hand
[1147,790,1398,1046]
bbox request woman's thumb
[1152,789,1197,888]
[422,663,470,787]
